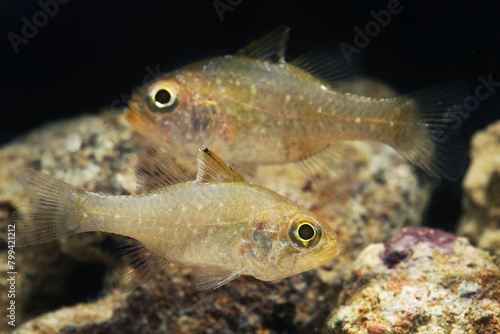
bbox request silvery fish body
[126,26,468,180]
[14,146,339,290]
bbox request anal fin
[297,143,357,183]
[114,239,168,292]
[193,267,241,291]
[293,143,367,200]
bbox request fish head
[245,209,340,281]
[125,71,225,157]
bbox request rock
[328,227,500,334]
[458,120,500,253]
[1,114,134,330]
[0,101,432,333]
[12,292,125,334]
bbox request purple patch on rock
[380,227,457,268]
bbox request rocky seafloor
[329,227,500,333]
[1,100,499,332]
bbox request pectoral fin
[193,267,241,291]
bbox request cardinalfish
[126,26,468,181]
[13,146,339,290]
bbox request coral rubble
[329,227,500,334]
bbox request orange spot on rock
[386,277,412,292]
[366,320,388,334]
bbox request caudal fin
[395,81,469,181]
[12,168,83,247]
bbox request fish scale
[13,146,339,291]
[126,26,469,180]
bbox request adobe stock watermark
[213,0,243,22]
[432,74,499,144]
[7,0,71,54]
[110,64,166,112]
[339,0,410,64]
[6,223,17,327]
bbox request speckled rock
[458,120,500,253]
[0,95,433,333]
[328,227,500,334]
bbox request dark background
[2,0,500,230]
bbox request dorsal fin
[132,143,190,194]
[235,26,289,63]
[196,148,246,183]
[291,47,357,88]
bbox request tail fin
[395,81,469,181]
[12,168,83,247]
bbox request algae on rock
[329,227,500,334]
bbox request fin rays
[14,168,82,247]
[236,25,289,63]
[291,47,357,87]
[395,81,469,180]
[133,143,189,194]
[114,239,169,292]
[196,148,246,183]
[193,267,240,291]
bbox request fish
[126,26,469,181]
[13,145,340,291]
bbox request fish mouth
[313,244,340,268]
[124,106,156,135]
[310,236,341,269]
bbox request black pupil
[298,224,315,240]
[155,89,171,105]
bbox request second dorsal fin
[196,148,246,183]
[133,143,190,194]
[291,47,357,88]
[235,26,289,63]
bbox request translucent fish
[126,26,469,180]
[13,146,340,291]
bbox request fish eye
[289,217,322,249]
[147,87,179,114]
[298,224,315,240]
[155,89,172,106]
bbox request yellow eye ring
[289,217,322,249]
[147,87,179,114]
